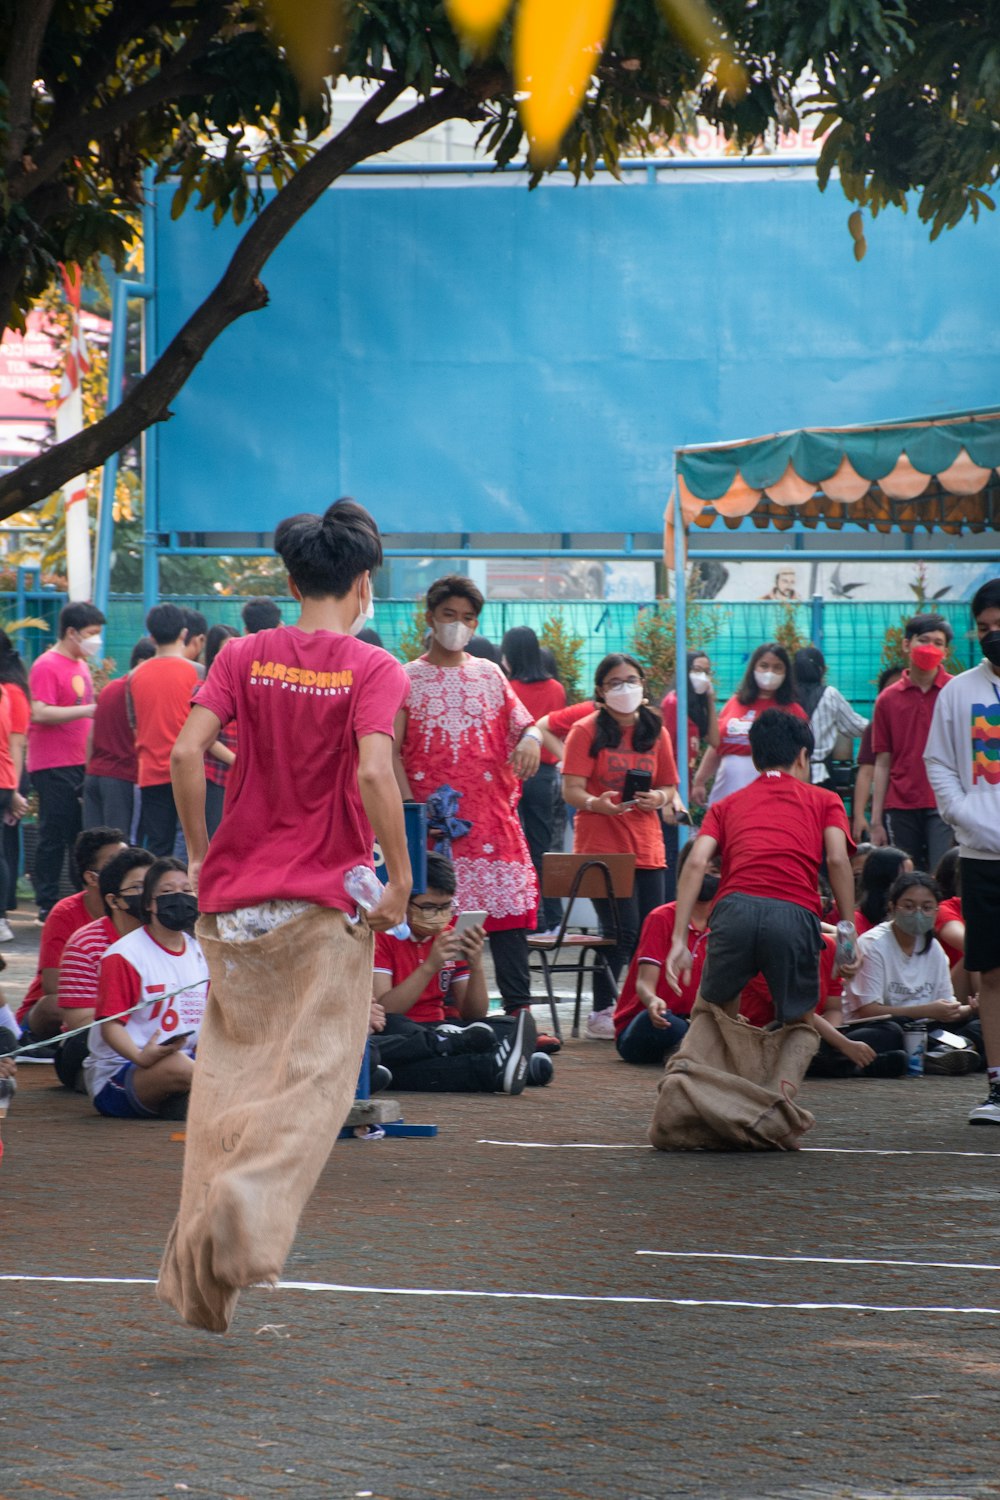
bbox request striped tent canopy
[670,407,1000,548]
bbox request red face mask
[910,643,945,672]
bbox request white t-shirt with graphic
[842,921,954,1020]
[83,926,210,1097]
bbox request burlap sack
[649,999,819,1152]
[157,905,372,1333]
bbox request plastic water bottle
[344,865,410,940]
[902,1020,927,1076]
[834,920,857,969]
[0,1075,15,1118]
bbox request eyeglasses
[409,900,454,915]
[604,676,642,689]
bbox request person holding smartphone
[84,856,208,1118]
[562,655,678,1039]
[371,853,545,1092]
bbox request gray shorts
[700,893,823,1023]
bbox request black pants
[140,782,180,856]
[54,1030,90,1092]
[885,808,953,874]
[518,762,562,930]
[83,773,135,837]
[662,821,679,903]
[30,764,84,916]
[488,926,533,1014]
[3,815,19,914]
[372,1014,510,1092]
[808,1019,905,1077]
[592,866,666,1011]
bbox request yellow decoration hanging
[515,0,616,167]
[445,0,512,52]
[264,0,342,98]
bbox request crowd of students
[1,563,999,1162]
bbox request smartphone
[674,808,693,826]
[160,1029,197,1045]
[622,769,652,804]
[454,910,488,935]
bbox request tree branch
[2,0,58,170]
[0,72,505,521]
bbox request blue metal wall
[151,164,1000,536]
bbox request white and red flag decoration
[55,264,92,602]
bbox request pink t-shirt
[27,649,93,771]
[195,626,408,913]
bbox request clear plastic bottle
[0,1075,16,1118]
[901,1020,927,1076]
[344,865,410,940]
[834,920,857,969]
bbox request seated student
[16,826,127,1044]
[84,857,208,1118]
[854,846,913,934]
[842,870,982,1072]
[612,844,717,1065]
[53,847,154,1091]
[933,847,978,1004]
[372,852,544,1093]
[740,934,907,1078]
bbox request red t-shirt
[509,678,566,765]
[563,713,678,869]
[373,924,470,1024]
[195,626,408,914]
[546,700,594,740]
[17,890,92,1021]
[27,650,93,771]
[854,908,876,937]
[739,935,838,1027]
[0,682,29,791]
[87,676,137,782]
[57,915,118,1012]
[716,695,808,759]
[660,692,700,775]
[613,902,709,1035]
[856,723,875,769]
[699,771,854,917]
[871,668,951,810]
[935,895,964,967]
[129,656,200,787]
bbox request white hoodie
[923,659,1000,859]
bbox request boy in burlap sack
[652,710,860,1151]
[158,500,412,1332]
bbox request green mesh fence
[8,593,982,720]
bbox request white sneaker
[0,919,14,943]
[585,1009,617,1040]
[969,1083,1000,1126]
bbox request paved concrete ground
[4,911,1000,1499]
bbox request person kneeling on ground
[612,843,717,1065]
[83,857,208,1118]
[371,851,548,1093]
[664,710,861,1141]
[53,847,155,1091]
[841,870,982,1074]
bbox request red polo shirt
[871,667,951,810]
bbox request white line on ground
[3,1274,1000,1317]
[635,1250,1000,1273]
[477,1139,1000,1158]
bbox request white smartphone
[454,910,488,934]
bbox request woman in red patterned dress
[393,576,542,1020]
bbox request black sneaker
[372,1064,393,1093]
[439,1021,495,1056]
[527,1052,554,1087]
[925,1047,979,1075]
[493,1008,536,1094]
[866,1049,908,1078]
[969,1081,1000,1126]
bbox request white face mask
[434,620,474,652]
[603,683,644,714]
[754,669,784,693]
[349,576,375,638]
[78,633,103,661]
[689,670,711,695]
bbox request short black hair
[274,498,382,600]
[859,846,911,926]
[904,611,953,644]
[145,602,186,645]
[58,602,105,638]
[423,852,457,897]
[465,634,500,664]
[748,707,814,770]
[876,664,904,694]
[933,845,961,900]
[129,637,156,669]
[501,626,549,683]
[142,856,188,922]
[205,622,238,670]
[426,574,484,615]
[98,846,154,903]
[971,578,1000,618]
[74,826,125,883]
[241,596,283,633]
[182,608,208,640]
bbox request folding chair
[527,852,636,1039]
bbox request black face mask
[981,630,1000,668]
[155,893,199,932]
[118,893,145,923]
[697,874,720,905]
